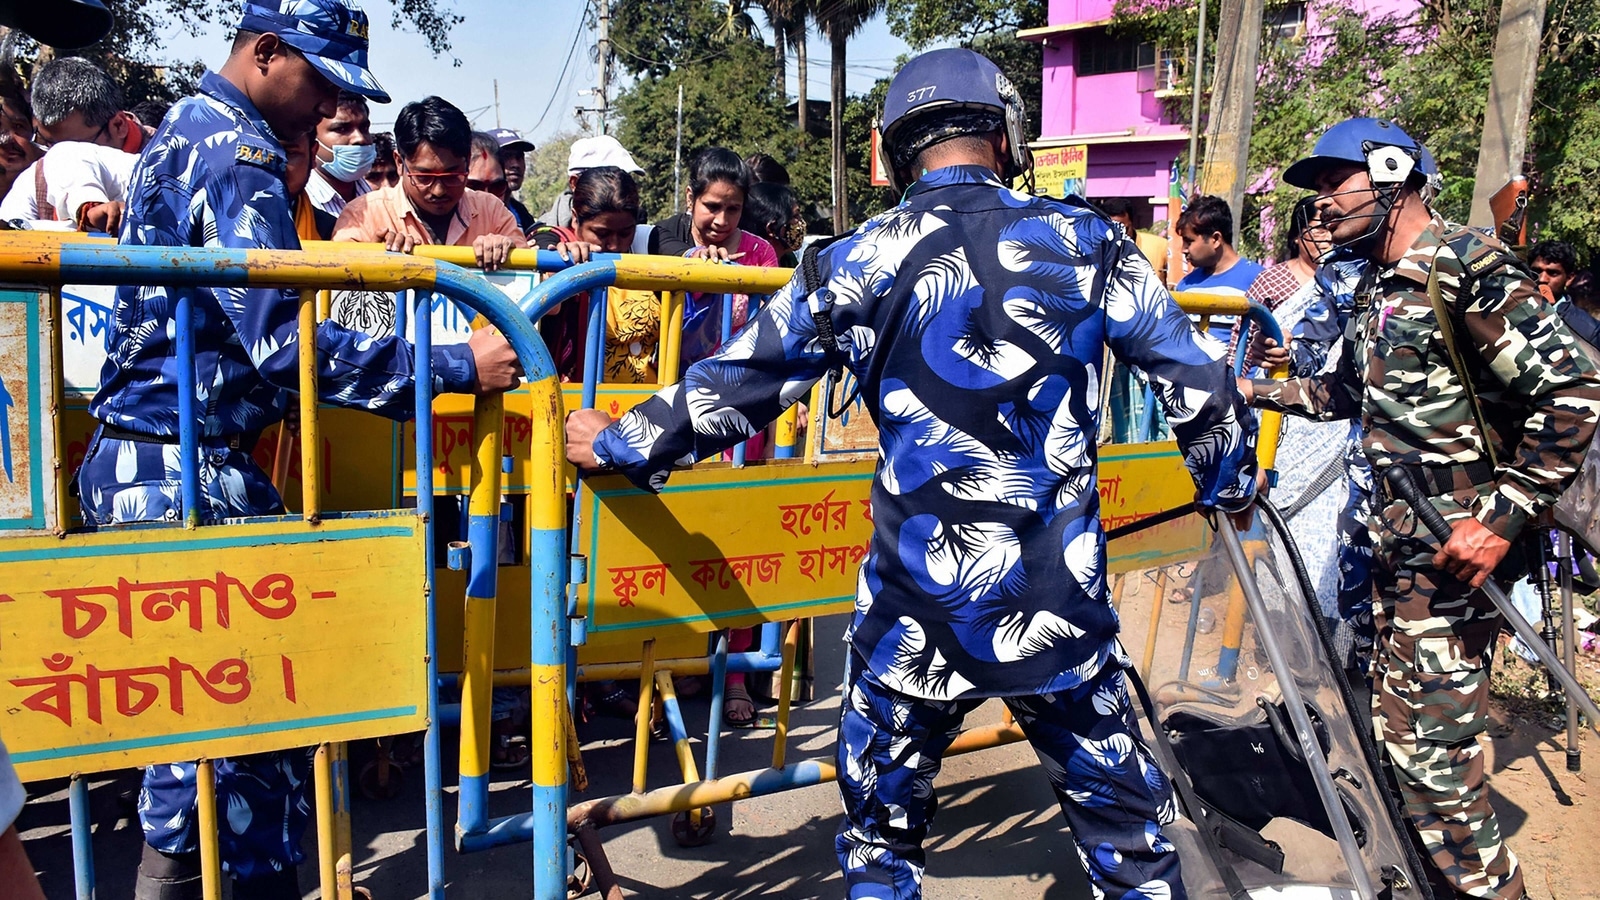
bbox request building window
[1078,31,1153,77]
[1266,1,1307,41]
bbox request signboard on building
[1033,144,1088,198]
[870,131,891,187]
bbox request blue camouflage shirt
[90,72,475,438]
[593,166,1258,700]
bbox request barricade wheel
[358,759,404,801]
[671,807,718,847]
[567,848,594,898]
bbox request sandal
[724,680,756,729]
[491,732,530,771]
[589,681,638,720]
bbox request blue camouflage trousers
[78,430,313,882]
[836,651,1183,900]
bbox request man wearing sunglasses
[80,3,522,897]
[332,96,526,270]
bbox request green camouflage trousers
[1372,481,1524,900]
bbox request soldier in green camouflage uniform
[1241,118,1600,900]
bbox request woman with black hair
[651,146,778,266]
[532,165,661,384]
[744,181,806,267]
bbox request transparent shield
[1109,502,1431,900]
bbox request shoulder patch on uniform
[233,135,285,175]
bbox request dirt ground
[1481,651,1600,900]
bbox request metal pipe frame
[6,242,564,900]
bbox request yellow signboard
[0,513,428,782]
[1099,442,1210,572]
[0,289,57,534]
[581,462,876,643]
[1033,144,1089,199]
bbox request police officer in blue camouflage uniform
[566,48,1258,899]
[80,2,521,897]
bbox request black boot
[132,844,201,900]
[231,865,302,900]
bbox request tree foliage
[1111,0,1600,261]
[612,0,887,227]
[886,0,1046,146]
[9,0,462,107]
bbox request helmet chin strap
[1316,182,1405,262]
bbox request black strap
[1124,666,1257,896]
[798,233,861,420]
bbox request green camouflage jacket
[1252,215,1600,542]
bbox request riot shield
[1110,500,1432,900]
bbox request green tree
[11,0,462,107]
[1113,0,1504,259]
[886,0,1047,141]
[522,131,583,221]
[816,0,886,231]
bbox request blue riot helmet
[1283,117,1426,190]
[1284,117,1430,251]
[876,48,1030,194]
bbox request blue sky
[152,0,913,145]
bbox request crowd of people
[1,2,1597,900]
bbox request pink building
[1020,0,1415,227]
[1020,0,1202,227]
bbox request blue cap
[490,128,534,154]
[238,0,390,104]
[1283,117,1423,190]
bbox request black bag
[1164,699,1366,845]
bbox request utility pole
[1468,0,1547,227]
[596,0,611,134]
[674,84,684,213]
[1198,0,1265,221]
[1184,0,1209,194]
[493,79,501,128]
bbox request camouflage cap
[237,0,391,104]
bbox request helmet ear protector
[1363,140,1419,186]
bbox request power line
[530,1,592,134]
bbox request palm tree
[815,0,884,232]
[758,0,813,135]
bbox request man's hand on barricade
[1433,516,1512,588]
[474,234,516,271]
[380,229,417,255]
[467,326,523,394]
[564,409,616,470]
[1247,335,1290,372]
[77,200,124,235]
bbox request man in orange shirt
[332,95,524,268]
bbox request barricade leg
[632,640,657,795]
[525,372,570,900]
[704,633,729,780]
[69,776,94,900]
[414,290,447,898]
[771,621,800,771]
[196,761,221,900]
[1140,567,1170,677]
[458,395,505,836]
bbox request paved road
[17,614,1095,898]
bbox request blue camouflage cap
[237,0,391,104]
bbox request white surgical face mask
[318,140,377,183]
